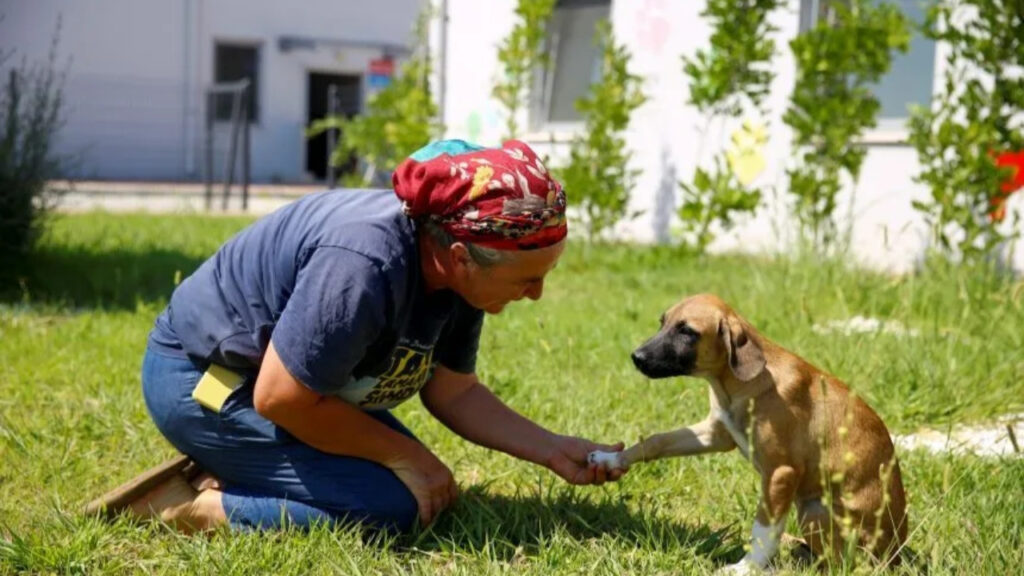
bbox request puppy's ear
[718,315,765,382]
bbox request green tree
[559,20,646,241]
[784,0,910,248]
[492,0,556,140]
[908,0,1024,262]
[677,0,782,253]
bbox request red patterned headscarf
[393,139,567,250]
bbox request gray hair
[421,220,513,267]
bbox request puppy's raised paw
[587,450,625,470]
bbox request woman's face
[453,240,565,314]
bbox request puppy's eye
[675,322,698,338]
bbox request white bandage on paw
[715,519,782,574]
[715,560,760,575]
[587,450,624,469]
[747,519,782,566]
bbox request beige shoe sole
[84,454,201,519]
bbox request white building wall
[3,0,188,180]
[431,0,1023,273]
[1,0,422,182]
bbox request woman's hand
[544,434,626,486]
[387,447,458,527]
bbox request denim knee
[365,479,418,533]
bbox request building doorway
[307,73,362,183]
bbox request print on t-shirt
[335,342,435,409]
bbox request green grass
[1,212,1022,575]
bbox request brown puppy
[589,294,906,574]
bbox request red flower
[990,150,1024,222]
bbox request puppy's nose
[631,350,647,368]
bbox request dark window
[533,0,611,125]
[214,43,259,122]
[799,0,935,121]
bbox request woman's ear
[449,242,474,273]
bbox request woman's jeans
[141,346,418,531]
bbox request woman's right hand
[387,447,458,527]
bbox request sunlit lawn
[1,212,1021,575]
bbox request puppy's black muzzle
[631,335,695,379]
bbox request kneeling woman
[90,140,624,532]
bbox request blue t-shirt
[149,189,484,410]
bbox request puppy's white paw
[587,450,624,469]
[715,560,763,575]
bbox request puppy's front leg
[719,465,801,575]
[589,417,734,469]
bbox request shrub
[0,20,68,258]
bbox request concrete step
[48,180,324,215]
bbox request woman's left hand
[544,434,626,486]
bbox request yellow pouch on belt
[192,364,246,413]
